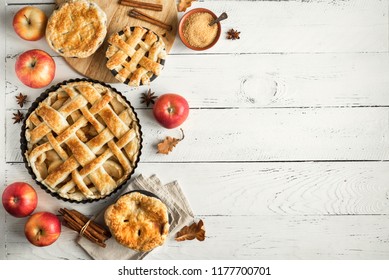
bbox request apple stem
[24,14,31,25]
[179,128,185,141]
[36,229,42,241]
[30,59,37,67]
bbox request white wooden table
[1,0,389,260]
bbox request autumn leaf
[157,128,184,155]
[177,0,196,12]
[175,220,205,242]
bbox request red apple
[13,6,47,41]
[2,182,37,218]
[24,212,61,247]
[153,94,189,129]
[15,49,56,88]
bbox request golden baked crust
[104,192,169,252]
[24,80,141,202]
[46,0,107,58]
[106,26,166,87]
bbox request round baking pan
[20,78,143,204]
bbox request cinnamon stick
[64,212,108,243]
[120,0,163,11]
[66,208,109,237]
[129,9,172,31]
[70,209,109,240]
[63,215,104,246]
[59,208,111,248]
[62,215,108,247]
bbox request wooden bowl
[178,8,221,51]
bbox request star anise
[15,93,27,108]
[227,28,240,40]
[12,110,24,124]
[140,89,157,107]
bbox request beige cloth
[77,174,194,260]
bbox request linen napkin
[77,174,194,260]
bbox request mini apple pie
[23,80,142,202]
[46,0,107,58]
[106,26,166,87]
[104,191,170,252]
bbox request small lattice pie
[46,0,107,58]
[23,80,141,202]
[104,191,170,252]
[106,26,166,86]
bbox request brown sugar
[183,12,218,48]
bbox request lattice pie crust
[106,26,166,86]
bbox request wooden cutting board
[55,0,178,83]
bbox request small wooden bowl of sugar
[178,8,222,51]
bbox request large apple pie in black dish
[21,79,142,203]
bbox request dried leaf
[157,128,185,155]
[175,220,205,242]
[157,136,180,154]
[177,0,196,12]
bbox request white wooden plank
[4,215,389,259]
[5,0,388,54]
[152,53,389,108]
[5,161,389,216]
[152,215,389,260]
[0,0,7,261]
[5,216,91,260]
[6,53,389,109]
[177,0,389,54]
[139,107,389,162]
[7,107,389,163]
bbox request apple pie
[22,80,142,202]
[104,191,170,252]
[106,26,167,87]
[46,0,107,58]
